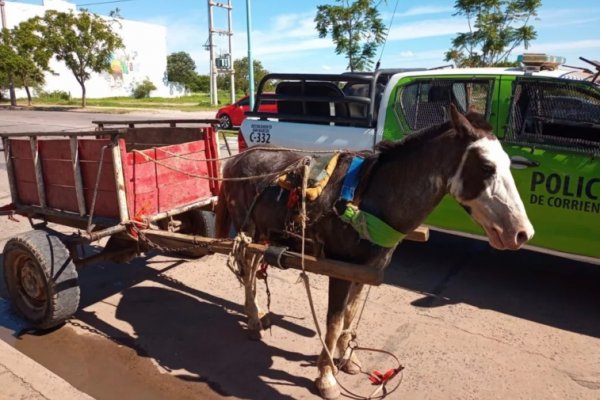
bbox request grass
[0,91,243,112]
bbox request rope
[294,163,402,399]
[131,149,306,182]
[137,144,342,164]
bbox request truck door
[502,77,600,259]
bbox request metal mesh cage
[397,80,492,131]
[507,79,600,152]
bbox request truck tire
[179,210,216,257]
[155,210,216,258]
[2,230,80,330]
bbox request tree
[132,78,156,98]
[315,0,386,72]
[37,10,123,107]
[219,57,269,95]
[166,51,197,91]
[187,74,210,93]
[445,0,541,67]
[0,19,53,105]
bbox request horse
[215,105,534,399]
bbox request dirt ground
[1,109,599,399]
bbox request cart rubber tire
[2,230,80,330]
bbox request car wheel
[219,114,232,129]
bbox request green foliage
[315,0,386,72]
[218,57,269,94]
[37,90,71,101]
[445,0,541,67]
[37,10,123,107]
[0,19,54,105]
[166,51,197,90]
[132,78,157,98]
[187,74,210,93]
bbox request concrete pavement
[0,326,93,400]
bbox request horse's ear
[449,103,473,137]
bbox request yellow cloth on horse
[277,153,341,201]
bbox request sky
[9,0,600,74]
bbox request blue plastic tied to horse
[340,156,365,202]
[339,156,406,248]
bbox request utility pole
[246,0,254,109]
[0,0,17,107]
[226,0,234,104]
[207,0,235,106]
[207,1,217,106]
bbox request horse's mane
[374,120,453,156]
[374,110,493,156]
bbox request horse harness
[276,151,406,249]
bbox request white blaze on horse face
[450,137,534,250]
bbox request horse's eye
[482,163,496,176]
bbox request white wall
[5,0,175,98]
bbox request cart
[0,119,383,330]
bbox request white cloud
[518,39,600,53]
[397,6,454,17]
[321,65,332,71]
[388,18,469,41]
[399,51,414,57]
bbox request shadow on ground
[387,231,600,338]
[74,253,318,399]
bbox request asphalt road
[0,108,599,400]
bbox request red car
[216,95,277,129]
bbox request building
[4,0,174,98]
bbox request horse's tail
[215,186,231,238]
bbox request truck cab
[239,55,600,263]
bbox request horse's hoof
[260,313,272,329]
[246,328,263,341]
[341,359,361,375]
[315,378,340,400]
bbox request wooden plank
[112,138,130,223]
[38,139,71,160]
[12,158,37,183]
[30,137,47,208]
[45,185,79,212]
[3,138,19,205]
[157,179,213,213]
[83,189,120,218]
[141,230,384,286]
[70,137,87,216]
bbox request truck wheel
[178,210,216,258]
[2,230,80,330]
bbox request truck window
[394,79,493,132]
[507,79,600,150]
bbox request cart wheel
[179,210,216,258]
[2,230,80,330]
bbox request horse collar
[338,156,406,248]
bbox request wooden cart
[0,119,383,330]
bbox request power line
[376,0,400,69]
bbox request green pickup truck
[240,55,600,264]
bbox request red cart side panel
[9,139,40,205]
[122,131,217,220]
[9,138,119,218]
[78,140,119,218]
[38,140,78,212]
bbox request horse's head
[447,105,534,250]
